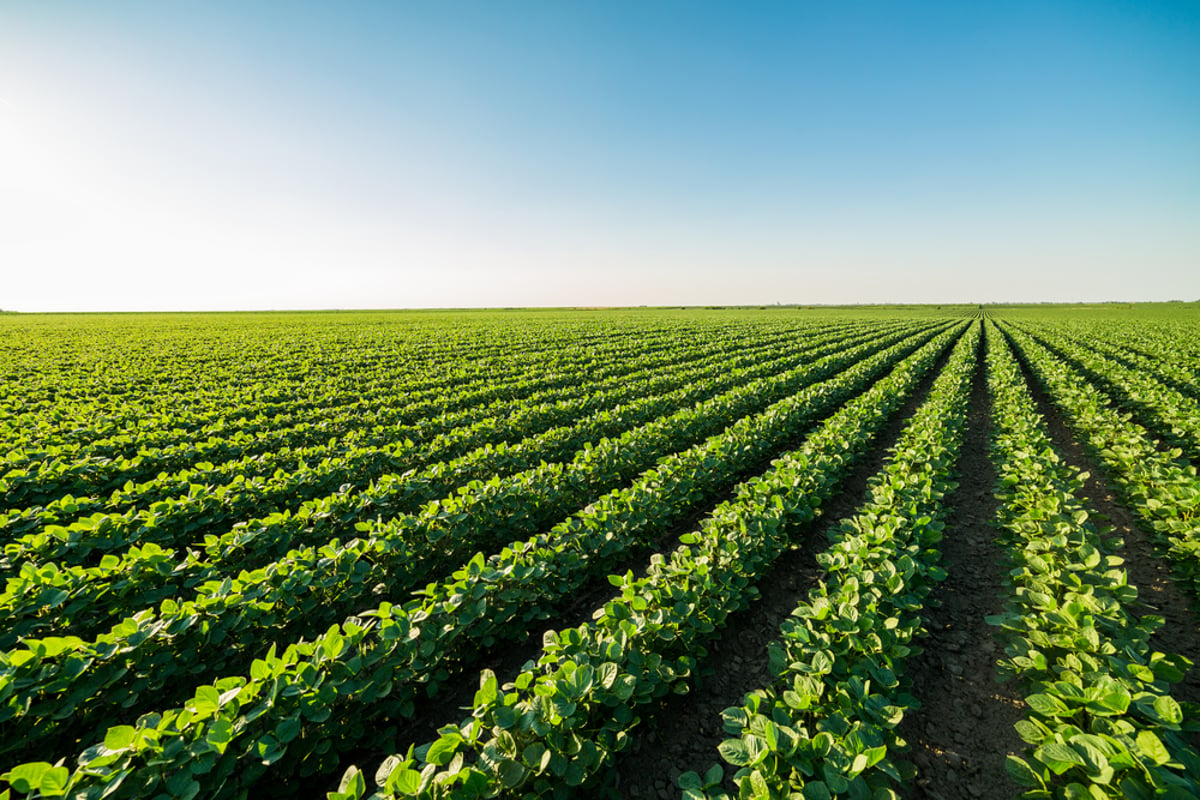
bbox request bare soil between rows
[598,333,961,799]
[315,333,960,796]
[897,332,1025,799]
[316,324,1200,799]
[600,326,1200,800]
[1004,329,1200,750]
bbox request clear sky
[2,1,1198,311]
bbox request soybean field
[1,305,1198,800]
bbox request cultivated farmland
[1,306,1198,799]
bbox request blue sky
[2,1,1197,310]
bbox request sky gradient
[2,1,1198,311]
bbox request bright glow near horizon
[2,1,1198,311]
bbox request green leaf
[336,766,366,797]
[822,761,850,793]
[811,650,834,674]
[719,738,751,766]
[166,770,197,795]
[1088,687,1130,716]
[598,661,618,690]
[1036,742,1085,775]
[1005,755,1044,788]
[493,705,518,730]
[276,716,302,744]
[256,734,286,765]
[523,743,551,772]
[425,737,459,766]
[104,725,137,751]
[191,685,221,716]
[164,773,200,800]
[206,718,234,751]
[38,766,71,797]
[1014,719,1044,745]
[612,674,637,701]
[564,760,587,787]
[744,734,768,766]
[721,707,749,732]
[802,781,833,800]
[321,628,345,662]
[374,755,401,787]
[5,763,52,794]
[1152,695,1183,725]
[475,670,498,706]
[1150,654,1187,684]
[497,759,527,789]
[1025,693,1068,718]
[749,770,771,800]
[388,768,422,795]
[1136,730,1170,766]
[783,690,810,711]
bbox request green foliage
[0,322,941,767]
[9,305,1197,800]
[328,323,968,799]
[984,321,1200,798]
[692,322,979,798]
[0,317,962,798]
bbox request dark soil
[326,333,962,790]
[1013,327,1189,459]
[897,333,1026,800]
[1006,332,1200,748]
[597,334,960,800]
[322,323,1200,800]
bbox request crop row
[0,319,686,453]
[3,320,818,477]
[1012,323,1200,462]
[1062,320,1200,372]
[1063,330,1200,401]
[321,323,968,800]
[984,322,1200,797]
[999,325,1200,606]
[0,324,968,798]
[682,318,980,800]
[1,318,843,461]
[1,321,874,564]
[2,322,849,509]
[0,324,781,529]
[0,324,957,769]
[0,322,935,656]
